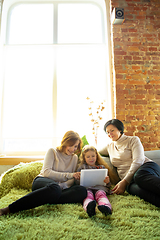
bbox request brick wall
[111,0,160,150]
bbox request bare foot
[0,207,10,216]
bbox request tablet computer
[80,169,108,187]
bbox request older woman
[99,119,160,207]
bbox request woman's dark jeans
[127,162,160,207]
[9,177,87,213]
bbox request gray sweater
[39,148,78,189]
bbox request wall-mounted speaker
[112,8,125,25]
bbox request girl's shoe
[86,200,96,217]
[98,205,112,216]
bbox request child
[77,145,112,217]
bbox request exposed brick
[124,56,132,60]
[136,115,145,120]
[126,115,136,121]
[134,105,144,110]
[149,136,159,142]
[112,0,160,150]
[132,66,141,70]
[128,80,146,85]
[116,74,124,79]
[137,126,146,132]
[149,47,158,51]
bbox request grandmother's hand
[73,172,81,180]
[112,179,128,195]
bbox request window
[0,0,112,156]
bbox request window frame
[1,0,108,45]
[0,0,113,157]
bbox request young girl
[0,131,87,216]
[77,145,113,217]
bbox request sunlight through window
[58,3,103,43]
[0,0,112,155]
[8,4,54,44]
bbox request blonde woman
[0,131,87,216]
[77,145,113,217]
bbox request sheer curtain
[0,0,112,156]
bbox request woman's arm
[41,148,76,182]
[124,136,145,183]
[74,164,86,185]
[98,146,109,157]
[112,137,145,195]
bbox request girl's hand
[73,172,81,180]
[104,176,110,184]
[112,179,128,195]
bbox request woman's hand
[104,176,110,184]
[73,172,81,180]
[112,179,128,195]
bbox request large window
[0,0,112,156]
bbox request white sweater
[99,134,152,183]
[39,148,78,189]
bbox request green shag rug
[0,161,160,240]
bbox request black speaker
[112,8,125,25]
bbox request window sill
[0,156,44,165]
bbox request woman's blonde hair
[79,145,118,184]
[56,131,82,154]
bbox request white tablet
[80,169,108,187]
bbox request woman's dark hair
[104,119,124,134]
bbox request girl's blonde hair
[79,145,118,184]
[56,131,82,154]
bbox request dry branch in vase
[86,97,105,146]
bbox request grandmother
[99,119,160,207]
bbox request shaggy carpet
[0,161,160,240]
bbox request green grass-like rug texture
[0,161,160,240]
